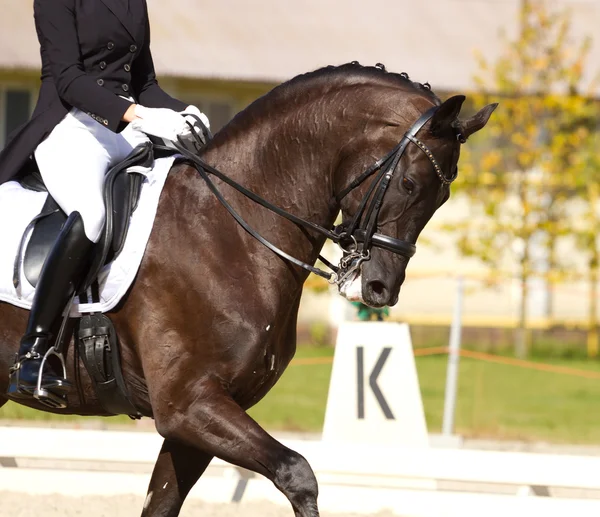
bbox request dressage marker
[323,322,428,448]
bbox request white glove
[131,105,191,141]
[181,105,211,132]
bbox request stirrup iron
[33,291,75,409]
[33,345,69,409]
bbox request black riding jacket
[0,0,186,185]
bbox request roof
[0,0,598,93]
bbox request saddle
[16,142,154,292]
[13,141,176,417]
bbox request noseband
[328,106,456,282]
[171,106,456,284]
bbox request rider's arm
[131,1,188,112]
[34,0,133,131]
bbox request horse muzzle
[360,252,407,308]
[338,266,404,309]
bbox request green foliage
[350,301,390,321]
[304,273,330,294]
[448,1,600,355]
[529,338,589,360]
[308,321,331,347]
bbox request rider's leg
[7,212,93,404]
[40,110,113,243]
[7,110,114,406]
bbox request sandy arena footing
[0,493,398,517]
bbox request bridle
[329,106,457,284]
[171,105,457,284]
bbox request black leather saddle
[14,142,158,296]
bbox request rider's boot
[7,211,94,408]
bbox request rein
[170,107,453,284]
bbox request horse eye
[402,177,415,194]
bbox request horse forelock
[203,63,441,151]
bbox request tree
[447,0,598,357]
[572,135,600,357]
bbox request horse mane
[278,62,441,103]
[206,62,441,147]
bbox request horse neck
[198,100,354,241]
[198,84,404,229]
[190,84,429,273]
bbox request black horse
[0,63,496,517]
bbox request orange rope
[457,348,600,380]
[291,356,335,366]
[414,346,449,357]
[289,346,600,380]
[290,346,449,366]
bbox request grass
[3,346,600,444]
[0,403,133,426]
[417,355,600,443]
[247,347,334,432]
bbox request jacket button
[103,119,109,126]
[97,78,104,86]
[99,61,107,70]
[124,64,131,72]
[129,44,137,53]
[121,84,130,92]
[107,42,115,50]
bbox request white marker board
[323,322,429,448]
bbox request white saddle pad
[0,156,177,315]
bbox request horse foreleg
[153,382,320,517]
[141,438,213,517]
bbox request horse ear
[429,95,466,136]
[460,103,498,141]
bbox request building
[2,0,597,143]
[1,0,598,345]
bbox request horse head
[194,63,496,309]
[328,71,497,307]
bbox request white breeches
[34,108,150,243]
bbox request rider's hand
[122,103,138,123]
[181,105,211,132]
[131,105,191,141]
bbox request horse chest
[232,335,294,410]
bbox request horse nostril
[368,280,386,297]
[365,280,391,308]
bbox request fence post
[442,276,464,436]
